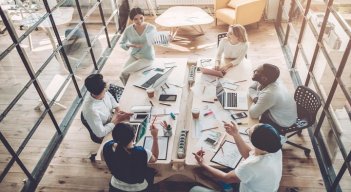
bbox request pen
[159,102,171,106]
[202,100,214,103]
[201,127,218,132]
[233,80,247,84]
[202,86,206,93]
[221,147,224,155]
[149,100,154,106]
[165,83,169,88]
[161,86,167,93]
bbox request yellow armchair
[215,0,267,27]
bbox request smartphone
[159,94,177,102]
[204,137,216,145]
[231,112,248,120]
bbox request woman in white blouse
[215,24,249,74]
[119,8,157,85]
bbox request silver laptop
[134,67,175,89]
[216,81,248,110]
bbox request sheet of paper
[143,136,169,160]
[211,141,242,169]
[146,31,170,45]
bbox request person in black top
[102,123,159,192]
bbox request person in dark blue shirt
[102,123,159,192]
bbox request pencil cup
[192,108,200,119]
[146,88,155,98]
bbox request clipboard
[143,136,169,160]
[210,140,242,169]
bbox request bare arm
[224,122,252,159]
[148,124,159,163]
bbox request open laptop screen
[152,67,175,88]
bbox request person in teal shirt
[119,7,156,85]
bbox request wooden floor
[0,17,327,191]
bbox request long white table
[96,58,258,187]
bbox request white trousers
[119,56,153,85]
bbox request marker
[202,100,214,103]
[204,111,213,116]
[170,112,176,120]
[164,83,169,88]
[159,102,171,106]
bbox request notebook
[134,67,175,89]
[216,81,248,110]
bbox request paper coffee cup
[146,88,155,98]
[192,108,200,119]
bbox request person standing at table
[119,7,157,85]
[103,123,159,192]
[82,74,132,138]
[214,24,249,74]
[190,123,283,192]
[248,63,297,130]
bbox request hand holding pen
[150,116,158,138]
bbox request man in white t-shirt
[248,63,297,129]
[190,123,283,192]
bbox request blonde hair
[230,24,248,43]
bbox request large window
[276,0,351,191]
[0,0,121,190]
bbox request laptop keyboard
[226,93,237,107]
[141,73,163,88]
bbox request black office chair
[81,112,103,162]
[108,84,124,103]
[277,86,322,157]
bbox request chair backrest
[217,32,227,47]
[81,112,103,144]
[294,86,322,125]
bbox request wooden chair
[81,112,103,162]
[278,86,322,157]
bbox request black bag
[108,84,124,102]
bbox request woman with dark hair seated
[102,123,159,192]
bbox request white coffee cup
[146,88,155,98]
[192,108,200,119]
